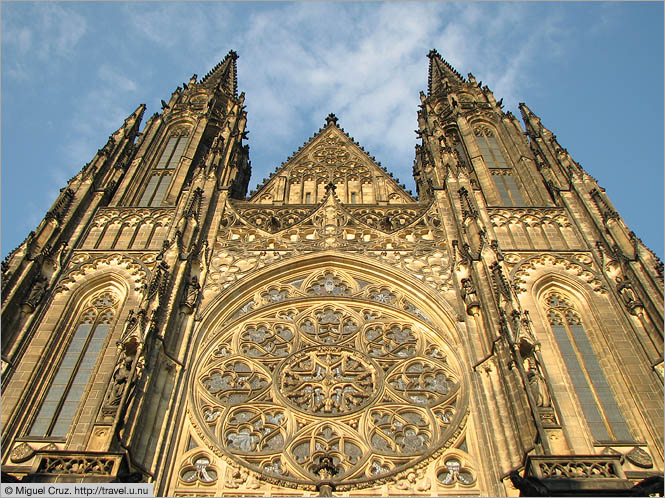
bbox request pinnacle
[427,48,464,96]
[519,102,540,123]
[325,113,339,126]
[125,104,146,124]
[200,50,239,95]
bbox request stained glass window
[492,171,525,206]
[138,133,189,206]
[474,128,508,169]
[29,292,118,438]
[545,292,632,441]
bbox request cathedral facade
[1,50,663,496]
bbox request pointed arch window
[474,127,508,169]
[492,170,525,207]
[138,130,189,206]
[29,291,119,438]
[545,292,632,441]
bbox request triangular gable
[248,114,415,205]
[427,49,465,97]
[200,50,238,97]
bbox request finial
[325,113,338,126]
[227,50,238,60]
[428,48,440,59]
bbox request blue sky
[2,2,663,260]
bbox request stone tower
[2,50,662,496]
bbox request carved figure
[182,275,200,312]
[526,357,551,408]
[22,274,48,311]
[461,278,480,316]
[225,467,259,489]
[616,276,643,314]
[105,350,133,407]
[394,469,431,492]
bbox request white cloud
[98,65,138,93]
[39,4,88,57]
[56,64,139,185]
[223,2,576,191]
[3,4,87,81]
[4,25,33,54]
[126,3,226,48]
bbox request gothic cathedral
[2,50,663,496]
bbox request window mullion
[563,319,617,441]
[44,318,98,437]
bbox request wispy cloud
[3,4,87,80]
[226,3,571,189]
[125,3,227,48]
[59,64,139,184]
[4,2,660,259]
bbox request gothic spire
[200,49,239,97]
[427,49,465,97]
[518,102,545,138]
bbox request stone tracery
[191,282,466,488]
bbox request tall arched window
[545,292,632,441]
[474,126,525,206]
[29,291,119,438]
[474,127,508,169]
[138,130,189,206]
[492,170,525,206]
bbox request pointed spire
[427,49,465,96]
[123,104,146,133]
[200,50,239,96]
[518,102,543,136]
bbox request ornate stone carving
[625,447,653,469]
[525,357,551,409]
[393,468,432,492]
[615,276,644,315]
[182,275,201,313]
[35,454,117,475]
[179,454,218,485]
[460,277,480,316]
[277,347,378,416]
[21,273,48,312]
[536,459,621,479]
[206,200,452,309]
[191,297,466,489]
[10,442,35,463]
[56,252,151,297]
[82,207,175,250]
[436,457,475,486]
[507,252,605,294]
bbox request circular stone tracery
[277,346,380,416]
[192,299,466,488]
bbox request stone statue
[526,357,551,408]
[461,278,480,316]
[106,350,133,407]
[182,275,200,313]
[616,276,643,314]
[22,274,48,312]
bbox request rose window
[192,299,466,488]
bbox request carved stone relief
[504,252,605,294]
[54,252,154,297]
[202,199,452,311]
[190,295,466,490]
[81,207,175,250]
